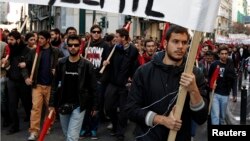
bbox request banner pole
[167,31,203,141]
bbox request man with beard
[2,31,32,135]
[126,25,208,141]
[49,34,98,141]
[25,30,63,141]
[50,28,62,48]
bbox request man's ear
[163,39,167,49]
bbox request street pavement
[1,78,249,141]
[226,77,250,125]
[1,108,207,141]
[1,116,208,141]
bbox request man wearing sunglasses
[80,25,110,139]
[49,34,98,141]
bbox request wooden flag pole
[30,53,38,80]
[30,45,40,80]
[167,31,203,141]
[48,110,54,119]
[84,37,91,59]
[99,44,116,74]
[208,84,216,115]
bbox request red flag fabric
[38,111,54,141]
[5,45,10,56]
[123,21,131,32]
[79,40,85,55]
[209,65,220,89]
[1,45,10,68]
[0,29,2,41]
[204,40,215,50]
[138,55,145,65]
[160,22,169,50]
[36,44,41,54]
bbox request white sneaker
[106,123,113,130]
[28,133,38,141]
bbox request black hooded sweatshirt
[126,51,208,141]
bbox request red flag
[123,21,131,32]
[1,45,10,68]
[36,44,41,54]
[209,65,220,89]
[204,40,215,50]
[38,111,54,141]
[0,29,2,41]
[138,55,145,65]
[5,45,10,56]
[160,22,169,50]
[79,40,85,55]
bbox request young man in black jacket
[102,28,139,141]
[25,30,63,141]
[2,31,32,135]
[49,34,98,141]
[126,25,208,141]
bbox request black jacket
[105,43,139,86]
[7,42,31,81]
[49,57,98,111]
[27,45,64,87]
[126,51,208,141]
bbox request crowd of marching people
[1,24,250,141]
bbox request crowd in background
[1,25,250,141]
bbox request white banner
[215,34,250,45]
[0,0,221,32]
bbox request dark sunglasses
[91,30,101,34]
[67,43,80,47]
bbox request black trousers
[104,83,128,137]
[7,79,32,130]
[1,77,10,124]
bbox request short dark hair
[25,32,35,41]
[38,30,51,40]
[67,34,81,45]
[218,45,228,53]
[105,33,115,42]
[90,25,102,33]
[205,50,214,56]
[116,28,129,41]
[165,25,189,42]
[8,31,21,40]
[50,28,61,35]
[144,39,156,47]
[66,26,77,34]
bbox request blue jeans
[60,107,85,141]
[211,93,229,125]
[191,120,197,137]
